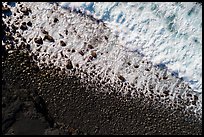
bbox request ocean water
[59,2,202,94]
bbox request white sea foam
[59,2,202,94]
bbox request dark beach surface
[2,2,202,135]
[2,48,202,135]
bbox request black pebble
[44,34,55,42]
[194,95,198,100]
[34,37,43,45]
[118,75,126,82]
[27,21,32,27]
[54,18,59,23]
[19,15,23,19]
[41,29,48,34]
[91,51,97,58]
[20,25,27,30]
[66,59,73,69]
[11,24,18,31]
[22,37,26,42]
[16,32,21,37]
[186,93,192,97]
[22,22,26,25]
[104,36,108,40]
[20,7,30,15]
[88,44,94,49]
[60,41,66,46]
[134,64,139,68]
[145,68,150,71]
[163,90,169,96]
[78,50,84,56]
[65,29,68,35]
[192,101,196,105]
[71,49,75,53]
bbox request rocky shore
[2,2,202,135]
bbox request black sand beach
[2,2,202,135]
[2,47,202,135]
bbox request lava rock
[71,49,75,53]
[118,75,126,82]
[41,29,48,35]
[163,90,170,96]
[78,50,84,56]
[20,7,30,15]
[20,24,28,31]
[34,37,43,45]
[91,51,97,58]
[66,59,73,69]
[54,18,59,23]
[22,22,26,25]
[27,21,32,27]
[104,36,108,41]
[88,44,94,49]
[194,95,198,101]
[11,24,18,31]
[134,64,139,68]
[60,41,66,46]
[44,34,55,42]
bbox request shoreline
[2,2,202,135]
